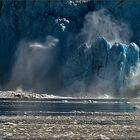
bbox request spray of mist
[81,9,132,46]
[70,9,135,98]
[123,64,140,98]
[7,35,59,91]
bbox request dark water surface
[0,98,140,115]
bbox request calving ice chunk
[63,37,139,96]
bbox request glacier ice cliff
[0,0,139,96]
[63,37,139,96]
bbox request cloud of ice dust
[87,79,115,98]
[123,64,140,98]
[7,35,59,92]
[81,9,132,46]
[62,78,114,98]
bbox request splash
[123,63,140,98]
[7,35,59,92]
[81,9,132,46]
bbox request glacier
[63,38,139,96]
[0,0,139,97]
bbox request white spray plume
[7,35,59,91]
[81,9,132,46]
[123,64,140,98]
[29,35,59,49]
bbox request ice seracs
[63,37,139,96]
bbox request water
[0,98,139,115]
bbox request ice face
[63,38,139,96]
[106,43,127,94]
[90,38,110,78]
[126,43,139,71]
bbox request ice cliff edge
[63,38,139,96]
